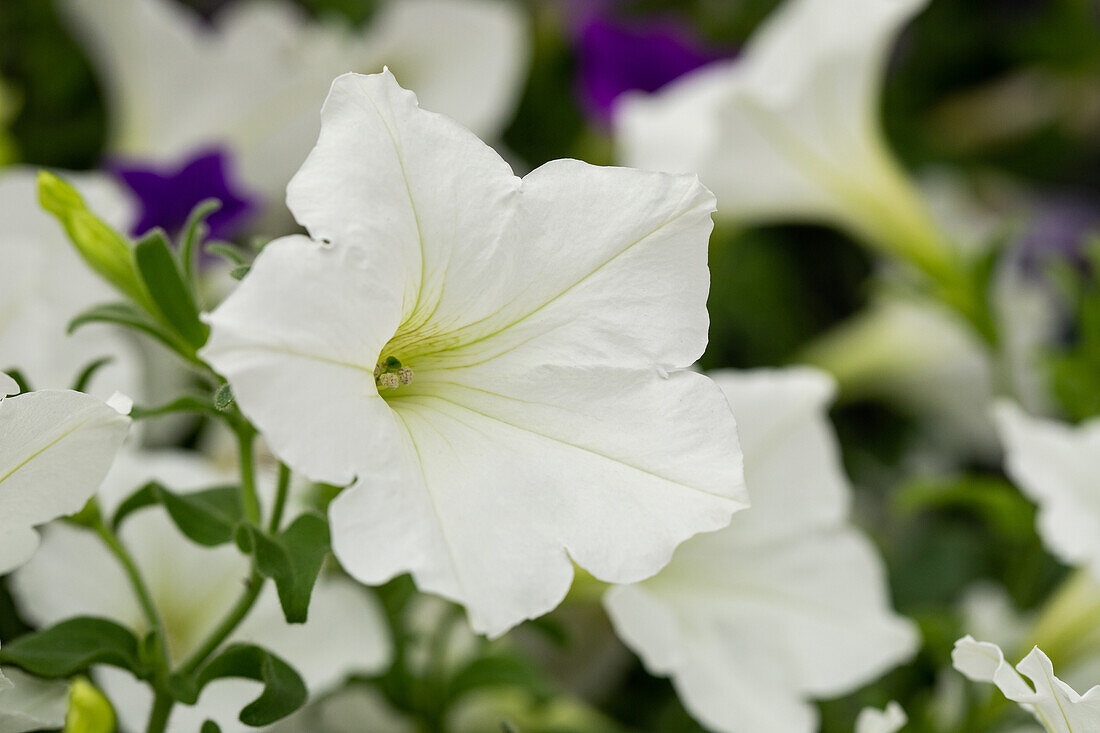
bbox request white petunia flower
[0,168,141,397]
[952,636,1100,732]
[0,378,131,574]
[62,0,529,210]
[603,368,918,733]
[615,0,950,273]
[200,70,747,638]
[10,449,392,733]
[993,403,1100,579]
[0,666,71,733]
[856,701,907,733]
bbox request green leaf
[214,384,235,411]
[894,474,1037,541]
[179,199,222,284]
[37,171,151,312]
[133,230,209,349]
[446,654,547,705]
[129,396,221,422]
[68,302,185,355]
[205,242,247,266]
[236,514,330,623]
[69,357,114,393]
[201,722,222,733]
[1,368,32,394]
[230,265,251,281]
[113,481,243,547]
[173,644,307,726]
[0,617,145,678]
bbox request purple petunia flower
[1018,195,1100,274]
[110,148,258,242]
[574,14,730,125]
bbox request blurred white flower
[856,701,907,733]
[994,403,1100,578]
[10,449,391,733]
[615,0,952,274]
[201,70,746,638]
[0,378,131,573]
[62,0,529,217]
[0,168,141,398]
[952,636,1100,732]
[0,666,70,733]
[602,368,918,733]
[799,294,998,455]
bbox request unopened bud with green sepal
[63,677,116,733]
[37,170,153,314]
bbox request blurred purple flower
[1018,195,1100,273]
[574,14,729,125]
[111,148,258,241]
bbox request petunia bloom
[952,636,1100,732]
[993,403,1100,579]
[602,368,918,733]
[0,168,141,397]
[201,70,747,638]
[574,14,728,124]
[0,374,131,574]
[110,147,258,240]
[62,0,530,229]
[856,702,907,733]
[10,449,392,733]
[614,0,951,274]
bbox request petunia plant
[0,70,746,732]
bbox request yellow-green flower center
[375,355,414,391]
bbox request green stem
[93,517,171,667]
[179,570,264,675]
[268,463,291,534]
[236,426,261,524]
[146,692,173,733]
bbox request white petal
[204,71,744,636]
[60,0,527,205]
[0,168,142,398]
[0,389,130,573]
[0,372,17,397]
[952,637,1100,732]
[336,368,744,637]
[616,0,928,233]
[993,402,1100,577]
[0,668,70,733]
[855,701,907,733]
[603,368,918,733]
[365,0,529,138]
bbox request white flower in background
[201,70,746,637]
[994,403,1100,578]
[856,701,907,733]
[10,449,392,733]
[0,666,70,733]
[615,0,954,274]
[62,0,529,216]
[0,375,131,573]
[603,368,918,733]
[799,293,998,456]
[953,636,1100,732]
[0,168,140,397]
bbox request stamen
[375,355,413,391]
